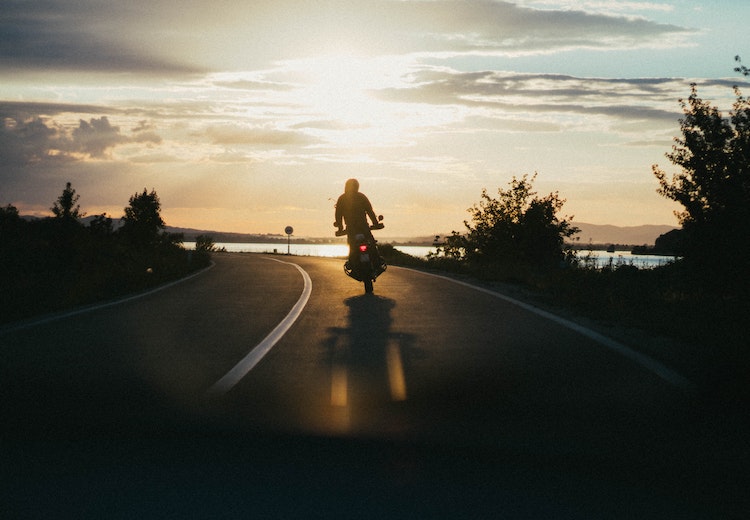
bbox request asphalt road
[1,253,748,518]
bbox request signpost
[284,226,293,255]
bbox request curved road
[1,253,747,518]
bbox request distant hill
[165,226,291,243]
[37,216,675,247]
[403,225,678,247]
[571,222,677,246]
[162,222,682,246]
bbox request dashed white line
[206,257,312,397]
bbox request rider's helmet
[344,178,359,194]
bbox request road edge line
[206,257,313,397]
[395,266,695,392]
[0,262,216,335]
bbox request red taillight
[359,244,368,252]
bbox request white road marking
[206,257,313,397]
[395,267,695,392]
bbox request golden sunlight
[287,54,426,147]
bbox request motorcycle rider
[334,178,382,268]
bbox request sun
[263,52,461,149]
[300,54,390,120]
[284,53,415,146]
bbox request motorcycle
[335,215,387,293]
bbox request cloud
[0,0,695,74]
[377,70,687,124]
[0,1,199,73]
[0,102,112,120]
[292,120,370,131]
[514,1,676,14]
[71,117,127,158]
[0,103,163,168]
[0,116,66,167]
[212,79,296,92]
[131,121,163,145]
[204,124,318,147]
[385,1,692,56]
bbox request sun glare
[286,54,417,146]
[301,55,390,120]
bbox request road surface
[1,253,747,518]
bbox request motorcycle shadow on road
[321,294,420,435]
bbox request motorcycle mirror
[378,215,384,221]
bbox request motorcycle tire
[364,278,374,293]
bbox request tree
[652,82,750,276]
[88,213,114,238]
[0,204,23,246]
[0,203,20,225]
[120,188,166,248]
[51,182,85,222]
[437,174,578,273]
[734,55,749,77]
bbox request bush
[0,185,211,324]
[433,174,578,281]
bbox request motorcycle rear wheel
[364,278,374,293]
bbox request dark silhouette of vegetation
[631,228,685,256]
[393,77,750,399]
[734,55,750,77]
[195,234,218,253]
[193,234,222,265]
[432,173,579,281]
[377,243,426,269]
[652,81,750,293]
[121,189,168,248]
[51,182,85,222]
[1,183,211,324]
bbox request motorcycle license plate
[360,254,370,262]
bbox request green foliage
[434,174,578,278]
[652,83,750,288]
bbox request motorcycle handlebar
[334,221,384,236]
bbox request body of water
[576,250,677,269]
[185,242,675,268]
[185,242,435,258]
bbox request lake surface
[185,242,434,258]
[575,250,676,269]
[185,242,675,268]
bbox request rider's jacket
[335,191,377,240]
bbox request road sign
[284,226,293,254]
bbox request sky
[2,0,750,238]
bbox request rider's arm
[362,195,377,226]
[334,196,343,229]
